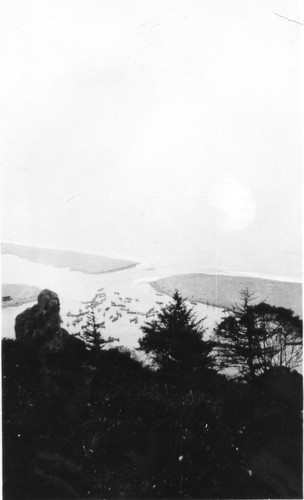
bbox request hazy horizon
[1,0,302,279]
[2,240,301,282]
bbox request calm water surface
[2,255,226,348]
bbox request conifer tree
[214,289,259,379]
[139,291,214,374]
[214,289,302,380]
[249,302,302,371]
[80,300,106,353]
[70,290,118,354]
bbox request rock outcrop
[14,289,90,418]
[15,289,67,347]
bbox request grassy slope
[2,242,137,274]
[151,273,302,316]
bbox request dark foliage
[78,301,106,353]
[2,289,303,499]
[139,290,215,378]
[214,289,302,380]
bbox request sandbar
[2,242,138,274]
[150,273,302,317]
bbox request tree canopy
[139,291,214,375]
[214,289,302,380]
[76,297,107,353]
[2,288,303,499]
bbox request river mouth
[2,251,301,348]
[1,254,226,346]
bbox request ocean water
[1,254,226,347]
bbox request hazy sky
[1,0,302,277]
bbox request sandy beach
[1,245,302,347]
[150,273,302,317]
[1,253,225,344]
[2,242,138,274]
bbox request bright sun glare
[208,176,256,231]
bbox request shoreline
[69,262,138,275]
[147,268,302,285]
[149,281,227,310]
[2,284,41,309]
[149,273,302,317]
[2,242,138,275]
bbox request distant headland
[1,242,138,274]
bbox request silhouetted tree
[214,289,302,380]
[3,288,303,499]
[214,290,261,380]
[79,300,106,353]
[250,302,302,370]
[74,293,117,354]
[139,291,214,376]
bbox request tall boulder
[15,289,66,347]
[14,289,89,416]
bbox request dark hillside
[2,289,302,499]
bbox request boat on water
[2,296,12,302]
